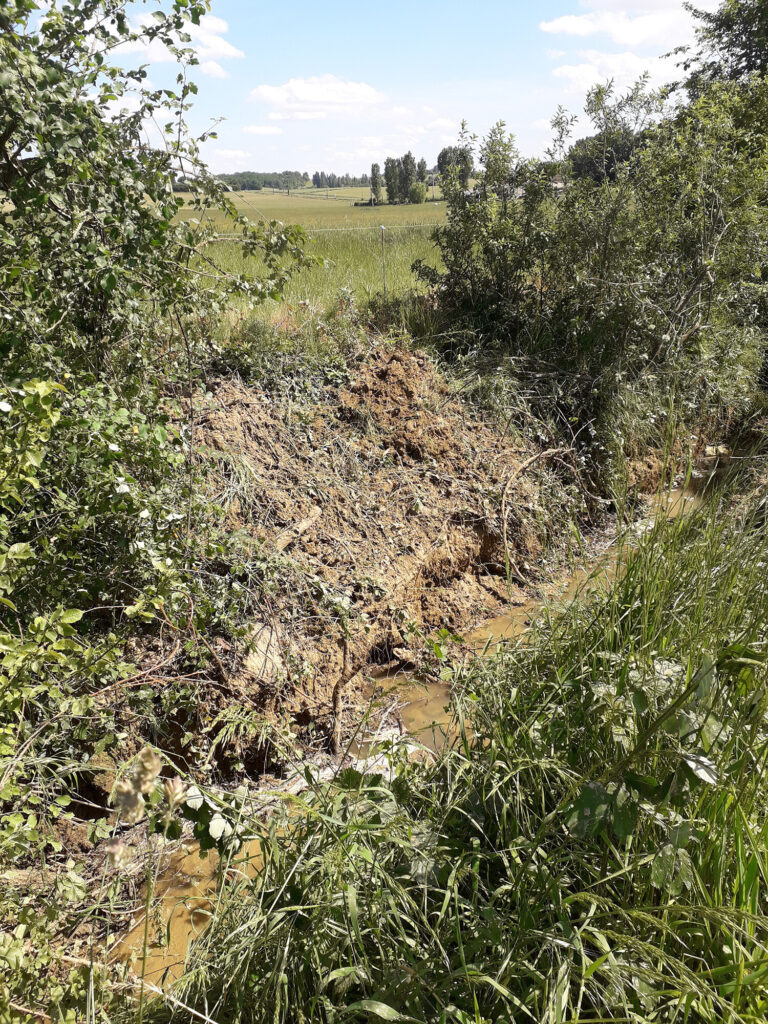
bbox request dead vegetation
[195,342,579,759]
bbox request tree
[562,79,657,182]
[418,80,768,442]
[437,144,474,187]
[400,151,417,201]
[384,156,399,203]
[370,162,383,204]
[568,131,639,182]
[683,0,768,86]
[417,157,428,183]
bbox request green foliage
[311,170,369,189]
[566,82,647,181]
[370,162,383,204]
[210,302,358,399]
[408,181,427,205]
[436,142,474,187]
[382,152,430,204]
[143,465,768,1024]
[212,170,310,192]
[0,0,310,867]
[383,156,400,204]
[399,151,417,202]
[417,81,768,466]
[683,0,768,86]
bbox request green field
[180,189,447,311]
[177,186,446,229]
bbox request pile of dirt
[196,343,553,755]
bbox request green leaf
[7,543,33,561]
[346,884,362,948]
[343,1001,415,1021]
[583,952,611,980]
[612,796,638,839]
[59,609,84,624]
[566,782,611,837]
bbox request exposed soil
[196,343,560,757]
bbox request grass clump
[145,462,768,1024]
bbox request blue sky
[122,0,718,174]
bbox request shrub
[0,0,310,861]
[408,181,428,204]
[416,81,768,467]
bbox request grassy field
[181,189,447,310]
[178,187,447,229]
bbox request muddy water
[117,482,708,986]
[115,836,264,986]
[377,485,704,750]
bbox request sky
[119,0,720,175]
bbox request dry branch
[274,506,322,553]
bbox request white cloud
[541,1,722,103]
[215,148,251,162]
[188,15,244,61]
[199,61,229,79]
[243,125,283,135]
[118,14,243,75]
[541,0,719,48]
[427,117,456,132]
[552,48,659,93]
[542,10,687,47]
[250,74,386,122]
[268,111,327,121]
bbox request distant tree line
[311,171,370,189]
[173,169,376,193]
[211,170,309,192]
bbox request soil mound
[197,343,546,755]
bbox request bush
[0,0,310,862]
[408,181,428,204]
[415,81,768,467]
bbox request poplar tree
[384,157,399,203]
[400,151,417,201]
[370,162,383,204]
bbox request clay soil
[196,343,555,755]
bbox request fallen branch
[9,1002,51,1022]
[275,506,322,553]
[331,636,350,755]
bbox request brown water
[117,481,708,987]
[115,836,264,986]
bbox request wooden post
[380,225,387,299]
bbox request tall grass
[141,461,768,1023]
[207,224,442,312]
